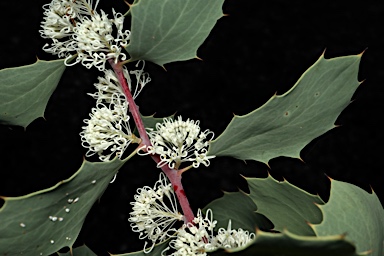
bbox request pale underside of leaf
[312,179,384,256]
[0,157,127,256]
[126,0,225,66]
[0,59,66,128]
[208,53,362,164]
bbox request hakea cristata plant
[40,0,252,254]
[0,0,382,255]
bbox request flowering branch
[108,59,150,145]
[108,59,195,223]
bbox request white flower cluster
[128,176,255,255]
[163,209,255,255]
[40,0,130,71]
[212,220,255,249]
[163,209,217,256]
[80,64,150,161]
[128,173,184,253]
[146,117,215,170]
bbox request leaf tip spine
[195,56,203,61]
[368,184,375,194]
[324,173,333,182]
[320,48,327,59]
[358,47,367,57]
[298,156,305,164]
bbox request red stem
[108,59,195,223]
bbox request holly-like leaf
[203,191,273,232]
[0,157,127,256]
[209,230,361,256]
[246,175,324,236]
[58,245,97,256]
[208,53,362,164]
[312,179,384,256]
[0,59,66,128]
[125,0,225,66]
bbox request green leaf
[58,245,97,256]
[125,0,225,66]
[0,59,66,128]
[0,157,127,256]
[110,240,169,256]
[208,53,362,164]
[203,191,273,232]
[312,179,384,256]
[246,175,324,236]
[209,230,361,256]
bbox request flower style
[40,0,130,71]
[146,116,215,169]
[128,173,184,253]
[162,209,256,256]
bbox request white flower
[162,210,255,255]
[128,173,184,253]
[40,0,130,71]
[80,64,150,161]
[39,0,78,40]
[80,101,134,161]
[71,9,130,71]
[163,209,217,256]
[146,117,215,170]
[80,69,131,162]
[212,220,255,249]
[88,61,150,105]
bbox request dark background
[1,0,383,254]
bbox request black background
[0,0,383,254]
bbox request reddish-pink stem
[108,59,195,223]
